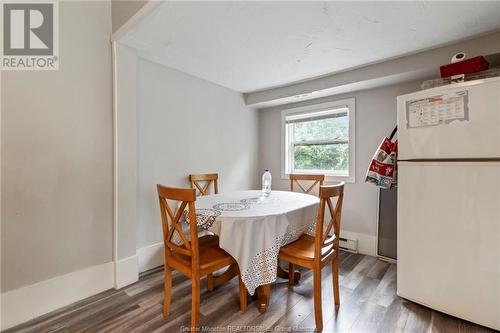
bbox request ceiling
[121,1,500,93]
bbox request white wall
[136,57,259,250]
[1,1,114,329]
[1,0,113,293]
[111,0,148,33]
[258,81,422,254]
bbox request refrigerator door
[397,77,500,160]
[398,161,500,330]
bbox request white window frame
[280,98,356,183]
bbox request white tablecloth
[191,190,319,295]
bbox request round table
[192,190,319,312]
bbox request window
[281,98,355,182]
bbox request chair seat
[279,234,336,267]
[167,235,235,276]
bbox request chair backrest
[157,184,199,267]
[290,174,325,195]
[314,183,344,260]
[189,173,219,196]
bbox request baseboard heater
[339,237,358,253]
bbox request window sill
[280,173,355,184]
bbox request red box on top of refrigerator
[440,56,489,78]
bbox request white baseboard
[137,242,164,273]
[114,255,139,289]
[340,229,377,256]
[0,262,114,331]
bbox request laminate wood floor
[4,252,495,333]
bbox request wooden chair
[157,184,246,330]
[279,183,344,331]
[289,174,325,194]
[189,173,219,196]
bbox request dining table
[185,190,320,313]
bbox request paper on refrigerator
[405,90,469,128]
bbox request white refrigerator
[397,77,500,330]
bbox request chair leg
[332,256,340,306]
[288,263,295,287]
[191,278,200,330]
[207,273,214,291]
[313,268,323,331]
[163,265,172,318]
[238,274,247,312]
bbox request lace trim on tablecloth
[182,208,221,229]
[242,220,316,295]
[242,235,284,296]
[171,209,221,246]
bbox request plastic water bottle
[262,169,272,197]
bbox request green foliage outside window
[294,144,348,172]
[291,115,349,173]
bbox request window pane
[293,143,348,172]
[293,115,348,142]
